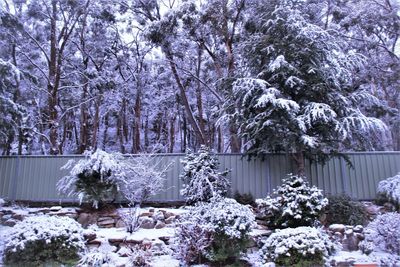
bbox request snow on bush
[180,145,230,204]
[0,198,5,207]
[360,212,400,255]
[176,197,255,264]
[3,215,85,265]
[377,173,400,206]
[256,174,328,228]
[57,149,122,208]
[116,154,171,233]
[262,226,338,266]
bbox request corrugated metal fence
[0,152,399,202]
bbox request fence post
[10,156,21,201]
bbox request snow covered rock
[261,226,339,266]
[3,215,85,265]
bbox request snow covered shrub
[360,212,400,255]
[262,227,338,266]
[377,173,400,207]
[176,221,213,264]
[176,197,255,265]
[57,149,121,208]
[3,215,85,265]
[256,174,328,228]
[325,194,368,226]
[79,241,121,267]
[116,154,171,232]
[180,145,230,204]
[0,198,5,207]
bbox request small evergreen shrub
[57,149,121,208]
[360,212,400,255]
[180,145,230,204]
[262,226,338,266]
[3,216,85,265]
[234,190,256,206]
[176,197,255,265]
[256,174,328,228]
[325,194,368,226]
[377,173,400,207]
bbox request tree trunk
[163,46,206,145]
[292,151,306,176]
[132,89,141,153]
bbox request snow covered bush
[3,215,85,265]
[360,212,400,255]
[325,194,368,226]
[79,241,122,267]
[57,149,121,208]
[262,227,338,266]
[176,197,255,265]
[116,154,171,232]
[0,198,5,207]
[377,173,400,207]
[256,174,328,228]
[180,145,230,204]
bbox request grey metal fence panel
[0,152,399,202]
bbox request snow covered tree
[180,145,230,204]
[57,149,121,208]
[223,2,387,174]
[0,59,25,154]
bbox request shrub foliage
[324,194,368,226]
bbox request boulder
[329,224,346,233]
[3,219,17,227]
[78,212,97,227]
[139,217,155,229]
[165,216,176,224]
[155,221,166,229]
[153,211,165,221]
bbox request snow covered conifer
[180,145,230,204]
[377,173,400,207]
[256,174,328,228]
[222,2,386,174]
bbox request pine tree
[223,3,386,174]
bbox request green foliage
[207,233,250,265]
[233,190,255,206]
[325,194,368,226]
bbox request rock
[88,239,102,245]
[139,217,155,229]
[139,211,153,217]
[3,219,17,227]
[149,208,155,213]
[155,221,166,229]
[49,206,62,211]
[164,211,174,219]
[343,234,359,251]
[256,219,268,226]
[365,204,380,217]
[11,213,24,221]
[345,229,353,235]
[115,219,126,228]
[355,233,365,241]
[354,225,363,233]
[329,224,346,233]
[83,232,97,242]
[97,217,115,227]
[334,231,343,239]
[78,212,97,227]
[125,236,144,244]
[153,211,164,221]
[165,216,176,224]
